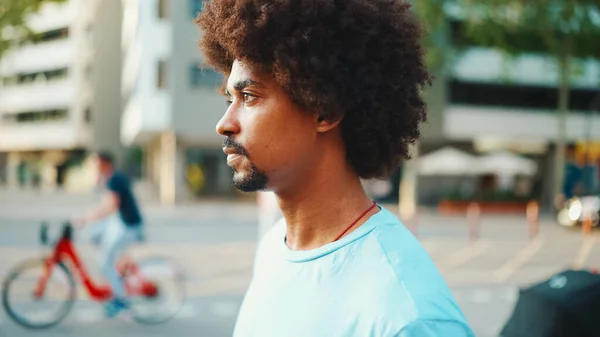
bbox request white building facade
[0,0,124,191]
[121,0,234,204]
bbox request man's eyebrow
[233,79,264,91]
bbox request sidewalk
[0,188,564,237]
[0,188,258,224]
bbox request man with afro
[197,1,474,336]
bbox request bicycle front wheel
[124,256,186,325]
[2,258,76,329]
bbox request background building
[0,0,124,191]
[120,0,234,204]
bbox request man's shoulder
[367,209,468,322]
[107,171,130,185]
[399,318,475,337]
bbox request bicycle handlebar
[39,222,73,246]
[40,222,49,245]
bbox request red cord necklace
[332,201,377,242]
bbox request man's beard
[231,162,268,192]
[224,137,269,192]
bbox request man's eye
[243,93,256,103]
[226,98,233,106]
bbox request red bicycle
[1,222,186,329]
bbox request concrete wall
[170,0,223,147]
[120,0,172,146]
[88,0,125,165]
[446,105,600,142]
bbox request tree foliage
[0,0,66,58]
[414,0,600,70]
[414,0,600,202]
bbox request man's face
[217,60,322,192]
[96,158,111,180]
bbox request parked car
[556,195,600,228]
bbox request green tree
[0,0,66,58]
[415,0,600,203]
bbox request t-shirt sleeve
[396,319,475,337]
[107,174,126,195]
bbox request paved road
[0,295,243,337]
[2,190,600,337]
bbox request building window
[31,27,69,44]
[84,108,92,123]
[2,68,69,86]
[190,65,223,88]
[157,60,167,89]
[158,0,169,18]
[2,109,69,124]
[190,0,204,19]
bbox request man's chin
[232,172,268,193]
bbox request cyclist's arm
[75,192,120,227]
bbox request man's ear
[316,115,342,133]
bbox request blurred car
[556,195,600,228]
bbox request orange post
[467,202,481,241]
[582,209,593,236]
[526,201,539,240]
[407,213,419,237]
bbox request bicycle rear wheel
[124,256,186,324]
[2,258,76,329]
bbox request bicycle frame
[34,226,157,302]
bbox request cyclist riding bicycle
[72,151,144,318]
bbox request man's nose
[216,106,240,137]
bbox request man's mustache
[223,137,249,157]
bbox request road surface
[2,190,600,337]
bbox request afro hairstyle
[197,0,431,179]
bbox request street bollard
[467,202,481,241]
[406,212,419,238]
[582,208,593,236]
[526,200,539,240]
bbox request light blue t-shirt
[233,206,475,337]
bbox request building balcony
[452,47,600,89]
[0,120,89,151]
[26,1,76,33]
[0,79,76,113]
[0,39,76,76]
[445,105,600,142]
[121,93,171,145]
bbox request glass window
[190,65,223,88]
[190,0,204,19]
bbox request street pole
[399,142,420,234]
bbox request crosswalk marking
[493,237,544,283]
[453,286,518,304]
[1,300,242,326]
[1,235,595,291]
[573,237,596,269]
[436,240,492,270]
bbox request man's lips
[223,147,245,165]
[223,147,242,156]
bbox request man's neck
[276,159,378,251]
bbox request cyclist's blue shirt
[233,206,474,337]
[106,171,142,226]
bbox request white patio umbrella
[475,151,538,176]
[418,147,479,176]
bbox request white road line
[502,287,518,302]
[436,240,492,270]
[493,237,544,283]
[573,237,596,270]
[64,301,239,323]
[177,302,200,319]
[73,307,103,323]
[210,301,239,318]
[470,289,492,303]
